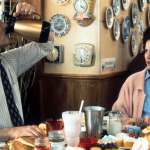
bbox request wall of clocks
[44,0,150,75]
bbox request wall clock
[52,0,69,5]
[122,16,130,43]
[73,43,94,67]
[132,2,138,28]
[148,7,150,26]
[139,17,144,35]
[49,14,69,37]
[45,45,64,63]
[113,18,120,40]
[139,0,146,11]
[72,0,94,27]
[131,30,138,56]
[106,6,114,29]
[122,0,130,10]
[113,0,120,16]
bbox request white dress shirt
[0,40,55,128]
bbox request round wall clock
[122,16,130,42]
[45,45,64,63]
[52,0,69,5]
[131,30,138,56]
[122,0,130,10]
[72,0,94,27]
[132,2,138,28]
[113,18,120,40]
[106,6,114,29]
[139,17,144,35]
[113,0,120,16]
[148,7,150,26]
[139,0,146,11]
[49,14,69,37]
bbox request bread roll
[90,147,101,150]
[123,137,136,148]
[39,123,47,134]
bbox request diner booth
[1,0,149,150]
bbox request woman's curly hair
[142,27,150,49]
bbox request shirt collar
[145,69,150,80]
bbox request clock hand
[81,5,85,9]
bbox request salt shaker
[108,110,123,136]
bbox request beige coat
[112,68,147,124]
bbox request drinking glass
[62,111,83,149]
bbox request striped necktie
[0,59,24,127]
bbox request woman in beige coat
[112,27,150,124]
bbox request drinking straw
[79,100,84,114]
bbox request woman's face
[145,40,150,70]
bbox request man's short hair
[143,27,150,49]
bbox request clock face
[73,46,90,64]
[46,47,58,61]
[74,0,88,14]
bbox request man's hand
[0,125,46,142]
[13,2,35,17]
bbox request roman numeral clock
[72,0,94,27]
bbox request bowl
[78,137,98,150]
[65,137,79,147]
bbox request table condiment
[34,137,50,150]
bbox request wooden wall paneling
[38,72,128,122]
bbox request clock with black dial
[45,45,63,63]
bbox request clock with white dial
[72,0,94,27]
[47,47,58,61]
[73,43,94,67]
[74,0,88,14]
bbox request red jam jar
[34,137,50,150]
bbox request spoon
[46,122,56,140]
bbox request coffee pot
[3,12,50,43]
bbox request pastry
[1,136,35,150]
[123,136,137,148]
[90,147,101,150]
[39,123,47,134]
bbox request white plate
[113,18,120,40]
[122,0,130,10]
[139,0,146,11]
[113,0,120,16]
[131,30,138,56]
[148,7,150,26]
[132,2,138,28]
[106,6,114,29]
[139,17,144,35]
[140,43,144,53]
[122,16,130,42]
